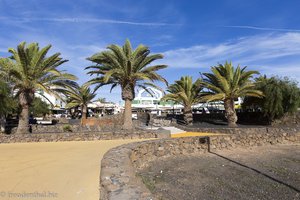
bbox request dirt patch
[138,144,300,200]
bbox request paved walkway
[0,140,147,200]
[162,126,186,134]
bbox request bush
[30,97,50,117]
[243,76,300,123]
[0,81,17,116]
[63,125,73,132]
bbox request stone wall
[151,117,171,127]
[175,124,300,135]
[272,112,300,126]
[100,129,300,200]
[81,114,123,127]
[0,129,158,144]
[7,123,122,135]
[4,114,124,134]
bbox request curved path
[0,139,148,200]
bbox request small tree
[243,76,300,123]
[162,76,203,125]
[30,97,50,117]
[0,81,15,116]
[0,81,17,132]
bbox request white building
[131,87,243,115]
[88,101,122,115]
[132,87,183,115]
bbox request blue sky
[1,0,300,103]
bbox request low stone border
[175,124,300,135]
[0,129,159,144]
[100,129,300,200]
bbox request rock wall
[175,124,300,135]
[81,114,123,127]
[100,129,300,200]
[0,129,158,144]
[272,112,300,126]
[4,115,124,134]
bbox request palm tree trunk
[80,105,88,125]
[121,84,135,130]
[224,98,237,127]
[123,99,133,130]
[82,105,87,119]
[16,92,33,134]
[183,105,193,125]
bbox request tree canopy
[201,62,263,127]
[243,76,300,122]
[0,42,77,134]
[162,76,203,125]
[85,39,167,129]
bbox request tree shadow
[205,137,300,193]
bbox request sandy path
[0,139,146,200]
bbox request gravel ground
[138,144,300,200]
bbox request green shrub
[63,125,73,132]
[30,97,50,117]
[243,76,300,123]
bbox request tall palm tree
[162,76,203,125]
[0,42,77,134]
[201,61,263,127]
[65,85,96,121]
[86,39,167,129]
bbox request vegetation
[162,76,203,125]
[0,81,17,132]
[63,124,73,132]
[0,80,16,116]
[98,98,106,103]
[243,76,300,123]
[201,62,263,127]
[65,84,96,122]
[30,97,50,117]
[0,40,299,131]
[0,42,77,134]
[86,39,167,129]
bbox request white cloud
[0,16,179,26]
[161,32,300,69]
[222,25,300,32]
[159,32,300,83]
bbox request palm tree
[201,61,263,127]
[65,85,96,122]
[162,76,203,125]
[86,39,167,129]
[0,42,77,134]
